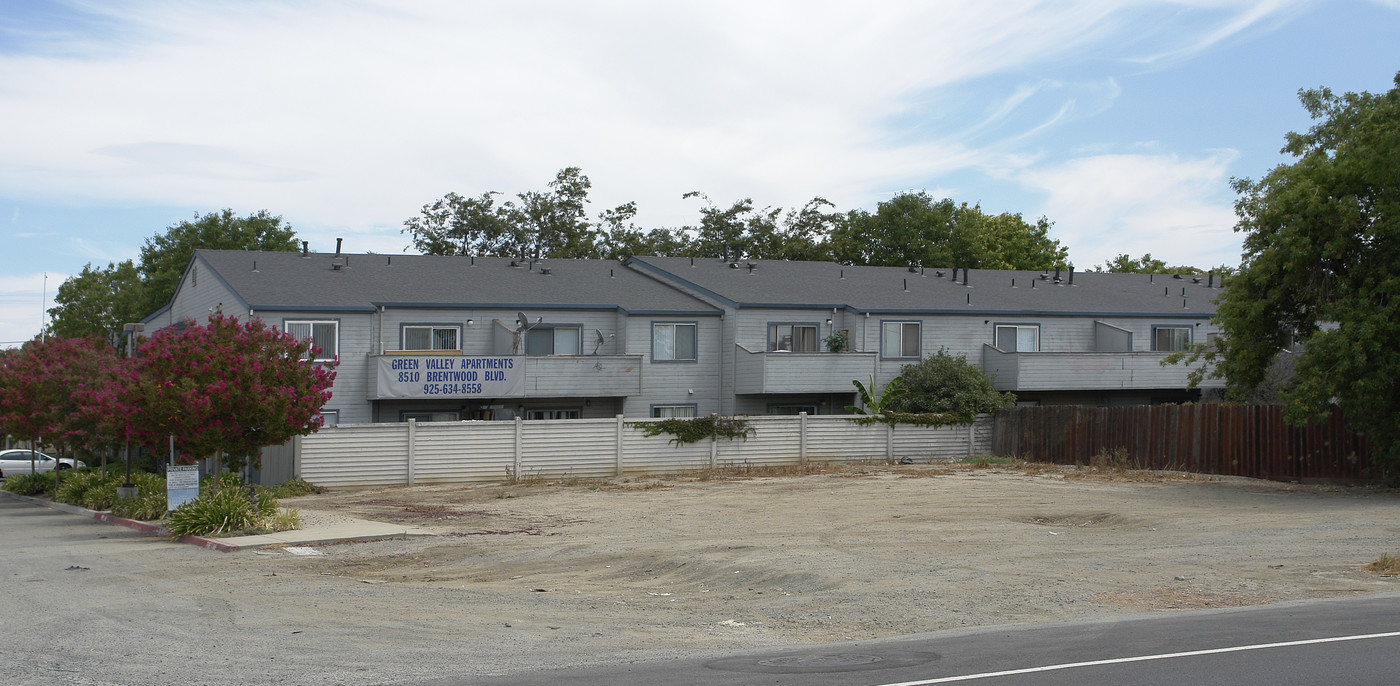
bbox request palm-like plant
[845,375,907,415]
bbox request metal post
[615,415,625,477]
[406,418,417,486]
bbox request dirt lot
[279,463,1400,654]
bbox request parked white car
[0,449,86,478]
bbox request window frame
[284,319,340,362]
[993,323,1041,353]
[400,323,461,352]
[318,409,340,427]
[399,410,461,422]
[1152,325,1193,352]
[651,321,699,362]
[525,325,583,356]
[651,404,698,418]
[879,320,921,359]
[767,322,820,352]
[524,408,583,420]
[767,403,819,415]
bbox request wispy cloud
[0,0,1294,231]
[1017,150,1243,268]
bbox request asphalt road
[443,592,1400,685]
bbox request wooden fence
[992,404,1373,482]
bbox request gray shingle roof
[195,250,719,315]
[628,256,1222,317]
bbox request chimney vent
[335,238,342,256]
[301,241,309,257]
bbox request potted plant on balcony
[824,330,849,353]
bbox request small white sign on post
[166,465,200,512]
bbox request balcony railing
[981,344,1223,392]
[734,346,876,394]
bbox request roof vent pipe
[1068,266,1075,286]
[1054,266,1061,281]
[963,270,970,287]
[903,278,908,292]
[335,238,342,256]
[1208,271,1214,288]
[301,241,309,257]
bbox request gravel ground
[6,463,1400,684]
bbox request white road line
[876,630,1400,685]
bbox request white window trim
[652,322,698,362]
[994,324,1041,353]
[402,324,461,352]
[285,320,339,362]
[526,325,582,356]
[1152,325,1193,352]
[880,320,921,359]
[768,322,820,352]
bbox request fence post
[709,435,718,469]
[616,414,625,477]
[406,418,416,486]
[514,416,523,480]
[799,412,808,466]
[968,420,976,456]
[886,422,894,461]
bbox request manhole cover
[708,650,938,674]
[757,654,884,668]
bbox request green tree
[829,192,1068,269]
[1192,73,1400,468]
[886,349,1016,421]
[139,209,298,314]
[0,336,121,477]
[1092,253,1221,275]
[681,193,837,261]
[113,315,337,484]
[47,260,146,349]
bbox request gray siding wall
[161,257,243,327]
[621,314,723,417]
[376,307,627,357]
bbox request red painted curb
[91,511,237,552]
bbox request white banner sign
[166,465,200,511]
[375,355,525,399]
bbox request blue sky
[1,0,1398,346]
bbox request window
[769,323,818,352]
[768,403,818,415]
[401,411,460,422]
[525,408,581,420]
[402,325,459,351]
[526,326,581,356]
[881,321,921,358]
[994,324,1040,352]
[318,410,339,427]
[652,405,697,418]
[1153,326,1192,352]
[286,320,338,361]
[652,322,697,361]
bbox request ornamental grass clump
[167,478,301,538]
[109,472,170,521]
[1,471,56,496]
[53,470,114,507]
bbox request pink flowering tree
[114,315,337,483]
[0,336,121,478]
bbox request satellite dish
[592,329,606,355]
[517,312,532,331]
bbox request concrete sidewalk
[0,489,433,552]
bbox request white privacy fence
[296,414,995,487]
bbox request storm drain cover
[708,650,938,674]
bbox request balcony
[734,346,877,394]
[981,344,1224,392]
[368,353,643,400]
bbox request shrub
[53,471,111,507]
[2,471,56,496]
[887,348,1016,420]
[257,477,324,499]
[109,472,169,521]
[167,485,284,537]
